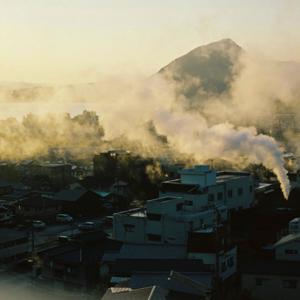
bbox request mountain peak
[158,38,243,106]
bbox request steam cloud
[0,50,295,199]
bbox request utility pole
[213,206,221,300]
[31,225,35,254]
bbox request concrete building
[113,165,253,246]
[113,196,227,245]
[160,165,254,211]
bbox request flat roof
[114,208,146,217]
[216,171,249,183]
[147,196,182,204]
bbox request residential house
[52,188,111,216]
[16,192,62,219]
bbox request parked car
[32,220,46,230]
[56,213,73,223]
[78,221,96,231]
[57,235,71,243]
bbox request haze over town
[0,1,300,300]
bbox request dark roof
[160,180,206,194]
[112,181,129,187]
[41,237,122,265]
[130,271,212,294]
[0,180,29,191]
[111,259,213,276]
[53,189,87,202]
[101,286,166,300]
[0,190,31,201]
[241,260,300,277]
[21,195,60,208]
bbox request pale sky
[0,0,299,84]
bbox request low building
[16,192,62,219]
[39,230,122,291]
[241,217,300,300]
[52,188,110,216]
[241,260,300,300]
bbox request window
[208,194,215,202]
[249,185,253,193]
[255,278,268,286]
[282,280,297,289]
[176,203,183,211]
[227,256,234,268]
[147,213,161,221]
[147,234,161,242]
[227,190,233,198]
[217,192,223,201]
[123,224,135,232]
[238,188,243,196]
[221,262,227,272]
[285,249,298,255]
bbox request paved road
[22,217,108,249]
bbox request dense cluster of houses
[1,151,300,299]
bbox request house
[16,192,62,219]
[52,188,110,216]
[128,271,211,300]
[241,217,300,300]
[101,286,168,300]
[241,260,300,300]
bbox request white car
[56,213,74,223]
[32,220,46,230]
[78,221,96,231]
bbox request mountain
[158,38,244,108]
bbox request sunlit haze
[0,0,300,84]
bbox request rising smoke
[0,49,296,199]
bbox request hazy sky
[0,0,299,84]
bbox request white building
[113,195,227,245]
[160,165,254,211]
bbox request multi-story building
[113,196,227,245]
[113,165,253,246]
[107,165,244,297]
[160,165,254,211]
